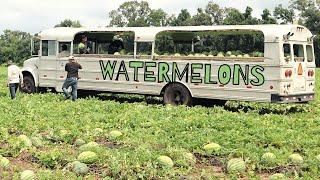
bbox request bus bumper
[271,93,315,103]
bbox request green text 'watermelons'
[20,170,35,180]
[78,151,98,164]
[157,155,174,168]
[227,158,246,173]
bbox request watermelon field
[0,65,320,179]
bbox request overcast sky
[0,0,290,34]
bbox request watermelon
[288,153,303,165]
[207,54,214,57]
[243,54,250,58]
[30,136,43,148]
[119,49,126,55]
[20,170,35,180]
[73,161,89,175]
[237,55,243,58]
[109,130,123,140]
[194,53,201,57]
[174,53,181,57]
[316,154,320,162]
[258,52,264,57]
[0,157,10,169]
[79,141,100,152]
[261,152,276,164]
[227,158,246,173]
[269,173,286,180]
[217,52,224,57]
[226,51,232,56]
[157,155,174,168]
[18,135,32,148]
[114,52,120,56]
[230,55,236,58]
[187,54,194,57]
[184,152,196,165]
[78,151,98,164]
[93,128,103,136]
[153,53,159,56]
[78,43,85,50]
[74,139,86,146]
[203,143,221,154]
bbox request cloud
[0,0,290,34]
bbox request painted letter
[129,61,144,82]
[115,61,129,81]
[204,64,217,84]
[218,64,231,85]
[172,62,189,82]
[99,60,117,80]
[250,65,265,86]
[191,63,203,83]
[144,62,157,82]
[233,64,249,85]
[158,62,171,83]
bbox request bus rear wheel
[163,83,192,106]
[21,76,36,93]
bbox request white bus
[21,25,316,105]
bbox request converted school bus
[21,25,316,105]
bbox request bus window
[293,44,304,62]
[306,45,314,62]
[42,40,56,56]
[155,30,264,58]
[137,42,152,57]
[58,42,71,57]
[283,43,291,61]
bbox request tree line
[0,0,319,65]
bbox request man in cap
[108,35,124,54]
[62,56,82,101]
[7,57,23,99]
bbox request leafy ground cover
[0,66,320,179]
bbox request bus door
[56,42,72,92]
[38,40,58,88]
[292,44,307,92]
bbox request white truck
[21,25,316,105]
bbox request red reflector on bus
[247,86,252,89]
[60,76,64,78]
[270,85,274,89]
[96,78,99,80]
[219,85,224,87]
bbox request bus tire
[21,76,36,93]
[163,83,192,106]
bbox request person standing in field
[62,56,82,101]
[7,58,23,99]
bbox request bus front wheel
[163,83,192,106]
[21,76,36,93]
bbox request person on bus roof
[7,57,23,99]
[62,56,82,101]
[78,34,92,54]
[108,35,124,54]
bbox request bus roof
[39,25,313,42]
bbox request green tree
[205,2,225,25]
[261,9,277,24]
[170,9,193,26]
[273,4,295,24]
[108,1,151,27]
[0,30,32,64]
[223,8,244,25]
[54,19,82,28]
[148,9,168,26]
[191,8,212,26]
